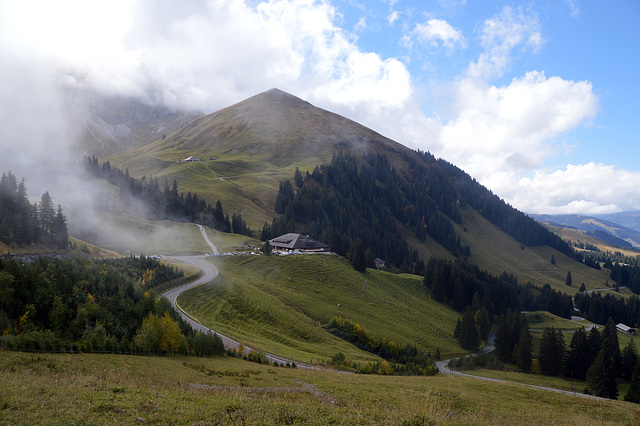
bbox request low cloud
[0,0,635,216]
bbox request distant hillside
[596,211,640,234]
[531,213,640,249]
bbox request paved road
[435,330,609,401]
[164,225,617,394]
[196,224,218,255]
[585,285,625,295]
[161,225,314,368]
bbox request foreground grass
[1,351,639,425]
[178,254,465,364]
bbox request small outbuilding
[616,323,635,335]
[180,156,200,163]
[268,233,330,254]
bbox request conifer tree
[351,238,366,273]
[52,204,68,248]
[621,340,638,381]
[515,324,533,373]
[39,191,55,233]
[603,317,622,377]
[587,337,619,399]
[538,328,565,376]
[457,308,479,350]
[566,271,572,286]
[566,328,590,380]
[625,359,640,403]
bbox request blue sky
[0,0,639,214]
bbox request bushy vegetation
[0,255,225,357]
[448,352,504,371]
[83,156,252,237]
[326,316,438,376]
[0,171,68,248]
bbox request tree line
[263,152,469,272]
[412,151,578,257]
[0,171,68,248]
[423,257,573,319]
[493,312,640,400]
[83,156,251,237]
[0,255,224,357]
[574,291,640,327]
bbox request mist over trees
[83,156,251,237]
[0,171,68,248]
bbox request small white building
[180,156,200,163]
[616,323,635,335]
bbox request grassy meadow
[457,207,613,294]
[2,350,640,425]
[177,254,466,365]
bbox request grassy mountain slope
[99,88,609,289]
[179,254,465,363]
[458,207,611,294]
[106,89,414,224]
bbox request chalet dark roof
[268,233,329,251]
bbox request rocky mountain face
[65,88,202,157]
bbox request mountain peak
[240,88,313,110]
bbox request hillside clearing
[178,254,466,364]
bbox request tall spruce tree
[351,238,366,273]
[457,308,480,350]
[566,328,590,380]
[621,340,638,381]
[625,359,640,403]
[52,204,68,248]
[538,327,565,376]
[603,317,622,377]
[39,191,55,233]
[515,324,533,373]
[587,336,619,399]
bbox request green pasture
[178,254,466,365]
[1,351,639,425]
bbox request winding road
[435,330,609,400]
[161,225,310,368]
[162,225,616,397]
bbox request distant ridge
[531,213,640,248]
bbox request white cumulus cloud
[404,18,467,51]
[513,163,640,214]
